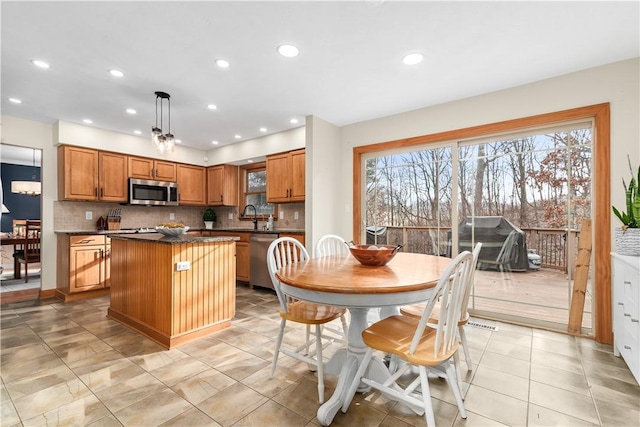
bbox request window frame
[353,103,612,344]
[239,161,277,221]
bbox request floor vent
[467,320,498,331]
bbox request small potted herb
[203,208,216,230]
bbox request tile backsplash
[54,202,305,231]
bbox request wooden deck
[469,267,593,331]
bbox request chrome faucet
[241,204,258,231]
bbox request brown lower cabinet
[56,234,111,301]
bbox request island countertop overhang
[107,234,240,244]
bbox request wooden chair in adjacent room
[14,220,41,283]
[343,250,475,427]
[267,237,348,404]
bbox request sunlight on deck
[470,267,593,331]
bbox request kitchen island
[107,233,239,349]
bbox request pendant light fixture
[11,148,41,196]
[152,91,175,154]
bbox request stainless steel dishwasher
[250,233,279,289]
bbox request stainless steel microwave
[128,178,179,206]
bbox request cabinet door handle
[95,187,98,196]
[624,280,631,285]
[618,302,624,305]
[632,318,639,323]
[100,188,104,198]
[151,168,154,178]
[624,313,631,317]
[624,345,631,350]
[79,239,95,244]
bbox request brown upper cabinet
[58,145,128,202]
[176,164,207,206]
[266,149,305,203]
[207,164,239,206]
[128,156,177,182]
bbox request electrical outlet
[294,211,299,220]
[85,211,93,220]
[169,213,175,220]
[279,211,284,219]
[228,213,233,220]
[176,261,191,271]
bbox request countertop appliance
[250,233,279,289]
[129,178,178,206]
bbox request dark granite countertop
[109,234,240,244]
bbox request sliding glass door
[363,122,594,332]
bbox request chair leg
[270,318,287,379]
[418,366,436,427]
[444,361,467,420]
[24,261,29,283]
[305,324,311,355]
[340,314,348,344]
[315,324,325,404]
[458,325,473,371]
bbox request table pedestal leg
[317,307,371,426]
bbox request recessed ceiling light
[212,140,219,145]
[259,127,267,132]
[126,108,137,114]
[247,160,254,163]
[133,130,142,135]
[8,98,22,104]
[109,69,125,77]
[278,44,299,58]
[83,119,93,124]
[234,134,242,139]
[402,53,424,65]
[31,59,50,69]
[215,59,230,68]
[175,139,181,144]
[207,104,217,110]
[290,118,299,124]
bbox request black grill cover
[448,216,529,272]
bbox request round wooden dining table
[276,251,452,426]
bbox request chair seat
[362,314,459,366]
[400,303,469,326]
[281,300,346,325]
[13,249,41,258]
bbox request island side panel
[109,239,174,338]
[170,241,236,337]
[108,237,237,348]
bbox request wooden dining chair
[343,250,475,427]
[267,237,348,404]
[14,220,41,283]
[400,242,482,372]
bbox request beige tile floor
[1,285,639,427]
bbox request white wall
[206,127,304,165]
[57,121,206,165]
[305,115,342,251]
[315,58,639,242]
[1,116,56,291]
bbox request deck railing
[367,226,580,273]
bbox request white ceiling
[1,1,638,153]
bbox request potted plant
[203,208,216,230]
[612,155,640,256]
